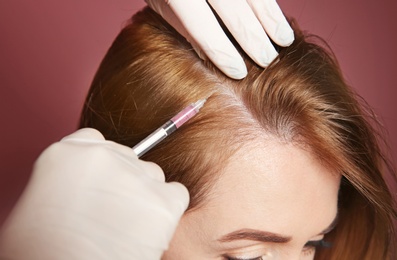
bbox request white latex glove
[0,128,189,260]
[145,0,294,79]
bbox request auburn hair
[80,7,396,259]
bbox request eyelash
[302,239,332,256]
[225,240,332,260]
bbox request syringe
[132,98,207,157]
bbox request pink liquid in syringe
[171,104,198,128]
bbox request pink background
[0,0,396,224]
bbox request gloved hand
[0,128,189,260]
[145,0,294,79]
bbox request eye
[302,239,332,256]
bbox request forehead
[198,138,340,240]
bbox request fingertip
[268,47,279,64]
[254,45,278,68]
[228,68,248,80]
[275,24,294,46]
[193,38,248,79]
[168,181,190,212]
[140,160,166,182]
[221,57,248,80]
[61,128,105,142]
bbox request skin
[162,137,341,260]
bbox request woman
[80,7,396,259]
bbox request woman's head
[80,7,396,259]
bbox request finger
[145,0,190,42]
[145,1,206,62]
[247,0,294,46]
[102,141,166,182]
[209,0,278,67]
[164,181,190,214]
[60,128,105,143]
[145,1,210,64]
[159,0,248,79]
[136,160,166,182]
[60,128,165,181]
[145,1,208,63]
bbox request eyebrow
[218,214,338,244]
[218,229,292,243]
